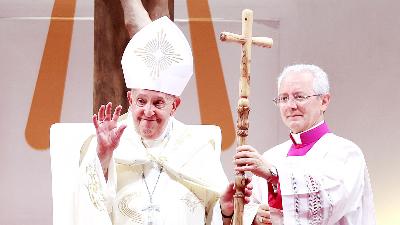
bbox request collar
[290,120,324,145]
[287,121,330,156]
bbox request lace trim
[290,173,334,225]
[305,175,323,225]
[291,174,301,225]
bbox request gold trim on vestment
[85,164,106,211]
[118,193,144,224]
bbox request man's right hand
[219,177,253,220]
[93,102,127,176]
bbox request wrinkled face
[128,89,180,140]
[278,71,330,133]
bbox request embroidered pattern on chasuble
[113,163,148,224]
[181,190,204,212]
[118,192,144,224]
[85,162,107,211]
[114,163,161,225]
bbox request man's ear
[171,97,181,115]
[127,90,133,106]
[321,93,331,113]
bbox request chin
[139,129,155,138]
[287,123,304,133]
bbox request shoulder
[322,133,362,152]
[263,140,292,158]
[173,118,221,138]
[187,124,221,139]
[171,118,222,151]
[318,133,366,163]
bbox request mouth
[287,115,302,119]
[141,118,157,122]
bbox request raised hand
[92,102,127,175]
[253,204,272,225]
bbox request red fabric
[268,181,283,210]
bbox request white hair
[277,64,330,94]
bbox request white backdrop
[1,0,399,224]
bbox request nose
[285,98,298,109]
[143,103,156,117]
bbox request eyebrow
[135,95,168,100]
[279,91,307,96]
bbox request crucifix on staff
[220,9,273,225]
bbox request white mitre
[121,16,193,96]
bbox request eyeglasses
[135,97,173,110]
[273,94,322,106]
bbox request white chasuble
[248,133,376,225]
[76,115,228,225]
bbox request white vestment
[54,114,228,225]
[249,133,376,225]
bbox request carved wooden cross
[220,9,273,225]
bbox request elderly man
[76,17,250,225]
[235,64,376,225]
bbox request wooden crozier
[220,9,273,225]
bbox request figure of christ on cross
[142,204,160,225]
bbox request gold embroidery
[118,193,144,224]
[181,191,203,212]
[85,164,106,211]
[134,29,183,79]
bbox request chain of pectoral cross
[141,163,163,225]
[141,164,163,204]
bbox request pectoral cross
[142,204,160,225]
[220,9,273,225]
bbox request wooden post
[94,0,173,114]
[220,9,273,225]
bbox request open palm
[93,102,127,158]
